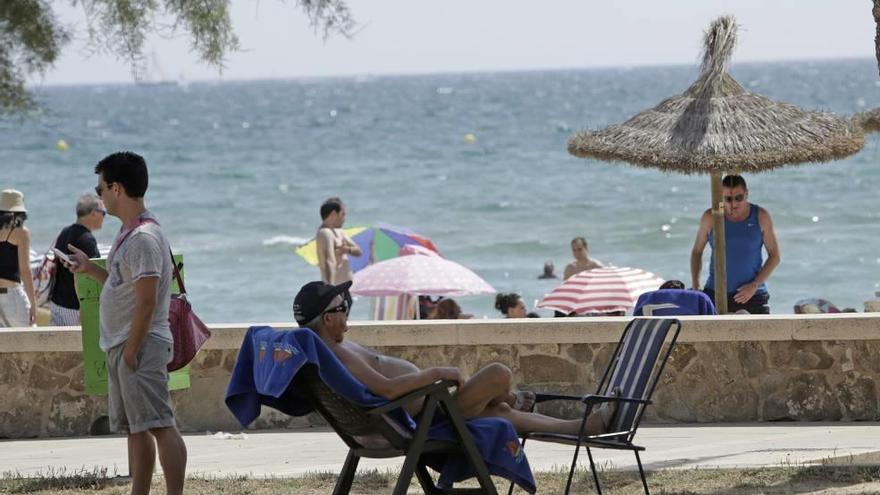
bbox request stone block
[564,344,593,365]
[46,393,102,437]
[737,342,767,378]
[31,352,82,374]
[196,349,224,371]
[835,374,879,421]
[0,356,27,382]
[668,343,697,373]
[28,364,71,390]
[769,341,834,370]
[521,354,580,383]
[849,342,880,374]
[764,373,841,421]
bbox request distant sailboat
[135,50,179,87]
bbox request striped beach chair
[509,317,681,495]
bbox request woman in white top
[0,190,36,327]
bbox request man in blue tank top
[689,175,781,314]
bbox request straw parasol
[853,107,880,133]
[567,16,865,313]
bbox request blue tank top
[705,203,767,296]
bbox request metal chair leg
[585,446,602,495]
[332,450,360,495]
[563,440,583,495]
[635,450,650,495]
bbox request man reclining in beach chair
[288,281,616,437]
[225,281,617,494]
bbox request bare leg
[455,363,517,417]
[128,431,156,495]
[152,426,187,495]
[479,402,607,436]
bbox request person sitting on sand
[495,293,527,318]
[564,237,604,279]
[293,280,617,436]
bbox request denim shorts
[106,334,176,434]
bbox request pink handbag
[167,253,211,371]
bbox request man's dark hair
[722,174,747,190]
[94,151,149,198]
[659,280,686,290]
[571,236,588,249]
[320,197,343,220]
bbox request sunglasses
[323,300,349,316]
[95,183,114,197]
[723,194,745,203]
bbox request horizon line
[29,54,874,89]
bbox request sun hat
[293,280,353,326]
[0,189,26,212]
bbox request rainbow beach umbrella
[295,223,440,273]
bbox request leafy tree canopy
[1,0,354,115]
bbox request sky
[34,0,878,86]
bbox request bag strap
[112,216,184,294]
[169,249,186,295]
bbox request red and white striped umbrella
[537,267,665,315]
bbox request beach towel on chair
[225,326,536,493]
[634,289,716,316]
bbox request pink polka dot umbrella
[351,253,495,297]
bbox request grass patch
[1,465,879,494]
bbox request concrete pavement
[2,423,878,478]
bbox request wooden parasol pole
[874,0,880,77]
[710,171,728,313]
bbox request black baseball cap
[293,280,353,326]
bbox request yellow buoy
[56,139,69,151]
[463,133,477,144]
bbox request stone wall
[1,314,878,438]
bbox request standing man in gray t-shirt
[65,152,187,495]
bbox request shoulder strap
[4,227,14,242]
[169,249,186,295]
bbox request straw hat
[0,189,27,212]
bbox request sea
[2,58,879,323]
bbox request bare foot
[584,387,621,436]
[511,390,536,412]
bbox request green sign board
[76,255,190,396]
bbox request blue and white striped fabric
[606,318,673,436]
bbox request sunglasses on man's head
[724,194,745,203]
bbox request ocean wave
[262,235,312,247]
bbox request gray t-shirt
[99,212,173,351]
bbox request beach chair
[295,364,497,494]
[226,327,535,495]
[508,317,681,495]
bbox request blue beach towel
[634,289,716,316]
[225,326,536,493]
